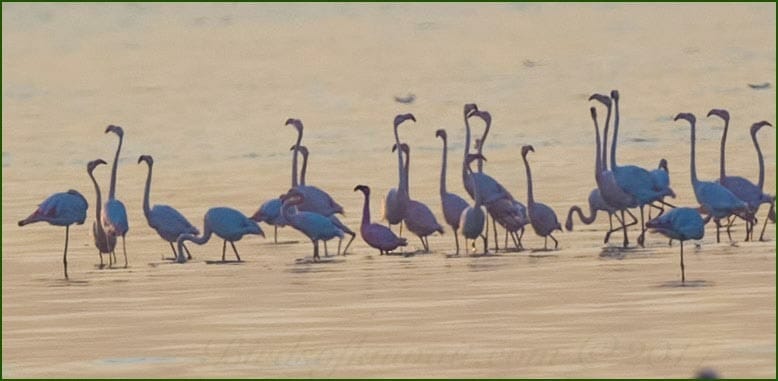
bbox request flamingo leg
[323,240,330,257]
[313,240,320,262]
[760,202,774,241]
[544,236,548,250]
[122,235,128,268]
[620,210,629,248]
[492,216,499,252]
[109,250,115,268]
[454,229,460,255]
[680,241,685,284]
[273,225,278,244]
[229,241,241,262]
[168,242,176,260]
[517,228,525,249]
[337,238,342,256]
[63,226,70,280]
[222,240,227,262]
[549,233,559,249]
[398,222,403,239]
[637,206,646,247]
[481,233,488,255]
[98,250,104,269]
[342,233,356,255]
[183,243,192,260]
[504,228,509,249]
[483,213,490,254]
[714,219,722,243]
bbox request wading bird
[280,189,344,262]
[521,145,562,250]
[646,207,705,283]
[384,113,416,235]
[176,207,264,263]
[354,185,407,254]
[436,129,471,255]
[394,143,444,252]
[86,159,116,268]
[460,153,488,254]
[103,125,130,267]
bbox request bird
[673,113,752,242]
[708,109,774,241]
[102,124,130,267]
[280,189,344,262]
[383,113,416,234]
[19,189,88,279]
[176,207,264,263]
[286,118,344,216]
[291,145,355,255]
[565,188,619,235]
[460,153,488,254]
[435,129,471,255]
[646,207,705,283]
[521,145,562,250]
[471,111,529,251]
[589,95,640,247]
[394,143,444,252]
[86,159,117,268]
[606,90,675,247]
[251,198,285,244]
[354,185,408,254]
[138,155,200,261]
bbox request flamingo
[394,143,444,252]
[354,185,408,254]
[435,129,470,255]
[589,95,640,247]
[673,113,752,242]
[471,111,529,251]
[607,91,675,246]
[138,155,200,260]
[86,159,116,268]
[708,109,774,240]
[292,145,356,255]
[280,189,344,262]
[286,118,344,216]
[460,153,488,254]
[383,113,416,234]
[176,207,264,263]
[521,145,562,250]
[565,188,618,235]
[102,125,129,267]
[646,207,705,283]
[19,189,88,279]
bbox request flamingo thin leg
[63,226,70,280]
[229,241,241,262]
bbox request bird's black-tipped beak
[588,94,611,107]
[706,108,730,122]
[435,129,445,138]
[610,89,619,100]
[105,124,124,137]
[590,107,597,118]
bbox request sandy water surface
[2,3,776,378]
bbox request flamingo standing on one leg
[354,185,407,254]
[138,155,200,260]
[384,113,416,235]
[19,189,88,279]
[521,145,562,250]
[394,143,444,252]
[435,129,470,255]
[102,125,130,267]
[673,113,752,242]
[176,207,264,263]
[86,159,116,268]
[646,207,705,284]
[460,153,488,254]
[280,189,344,262]
[291,145,355,255]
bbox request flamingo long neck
[569,205,596,225]
[523,155,535,206]
[463,116,472,185]
[469,166,482,208]
[300,151,308,186]
[177,225,212,262]
[108,133,123,200]
[393,123,405,194]
[601,104,611,171]
[478,125,489,173]
[401,149,410,194]
[752,130,765,189]
[88,170,103,222]
[142,162,153,218]
[719,118,729,181]
[359,191,371,228]
[689,119,699,187]
[291,130,303,187]
[610,98,619,171]
[592,111,603,182]
[439,136,448,197]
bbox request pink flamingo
[435,129,470,255]
[394,143,444,252]
[354,185,407,254]
[102,125,129,267]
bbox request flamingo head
[280,189,304,205]
[105,124,124,137]
[610,89,619,101]
[435,129,447,139]
[289,145,309,158]
[87,159,107,173]
[706,108,730,122]
[285,118,304,133]
[391,143,410,154]
[750,121,773,136]
[137,155,153,166]
[471,110,492,127]
[465,153,486,165]
[658,158,669,172]
[354,184,370,195]
[464,103,478,119]
[393,113,416,129]
[521,145,535,157]
[588,93,611,107]
[674,113,696,125]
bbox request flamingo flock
[18,90,775,284]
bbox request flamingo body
[19,190,87,227]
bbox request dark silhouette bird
[384,113,416,234]
[19,189,88,279]
[394,143,444,252]
[646,207,705,283]
[281,189,344,262]
[460,153,488,254]
[521,145,562,250]
[86,159,116,268]
[177,207,264,263]
[138,155,199,260]
[354,185,407,254]
[435,129,471,255]
[674,113,752,242]
[103,125,129,267]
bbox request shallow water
[2,3,776,378]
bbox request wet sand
[2,3,775,378]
